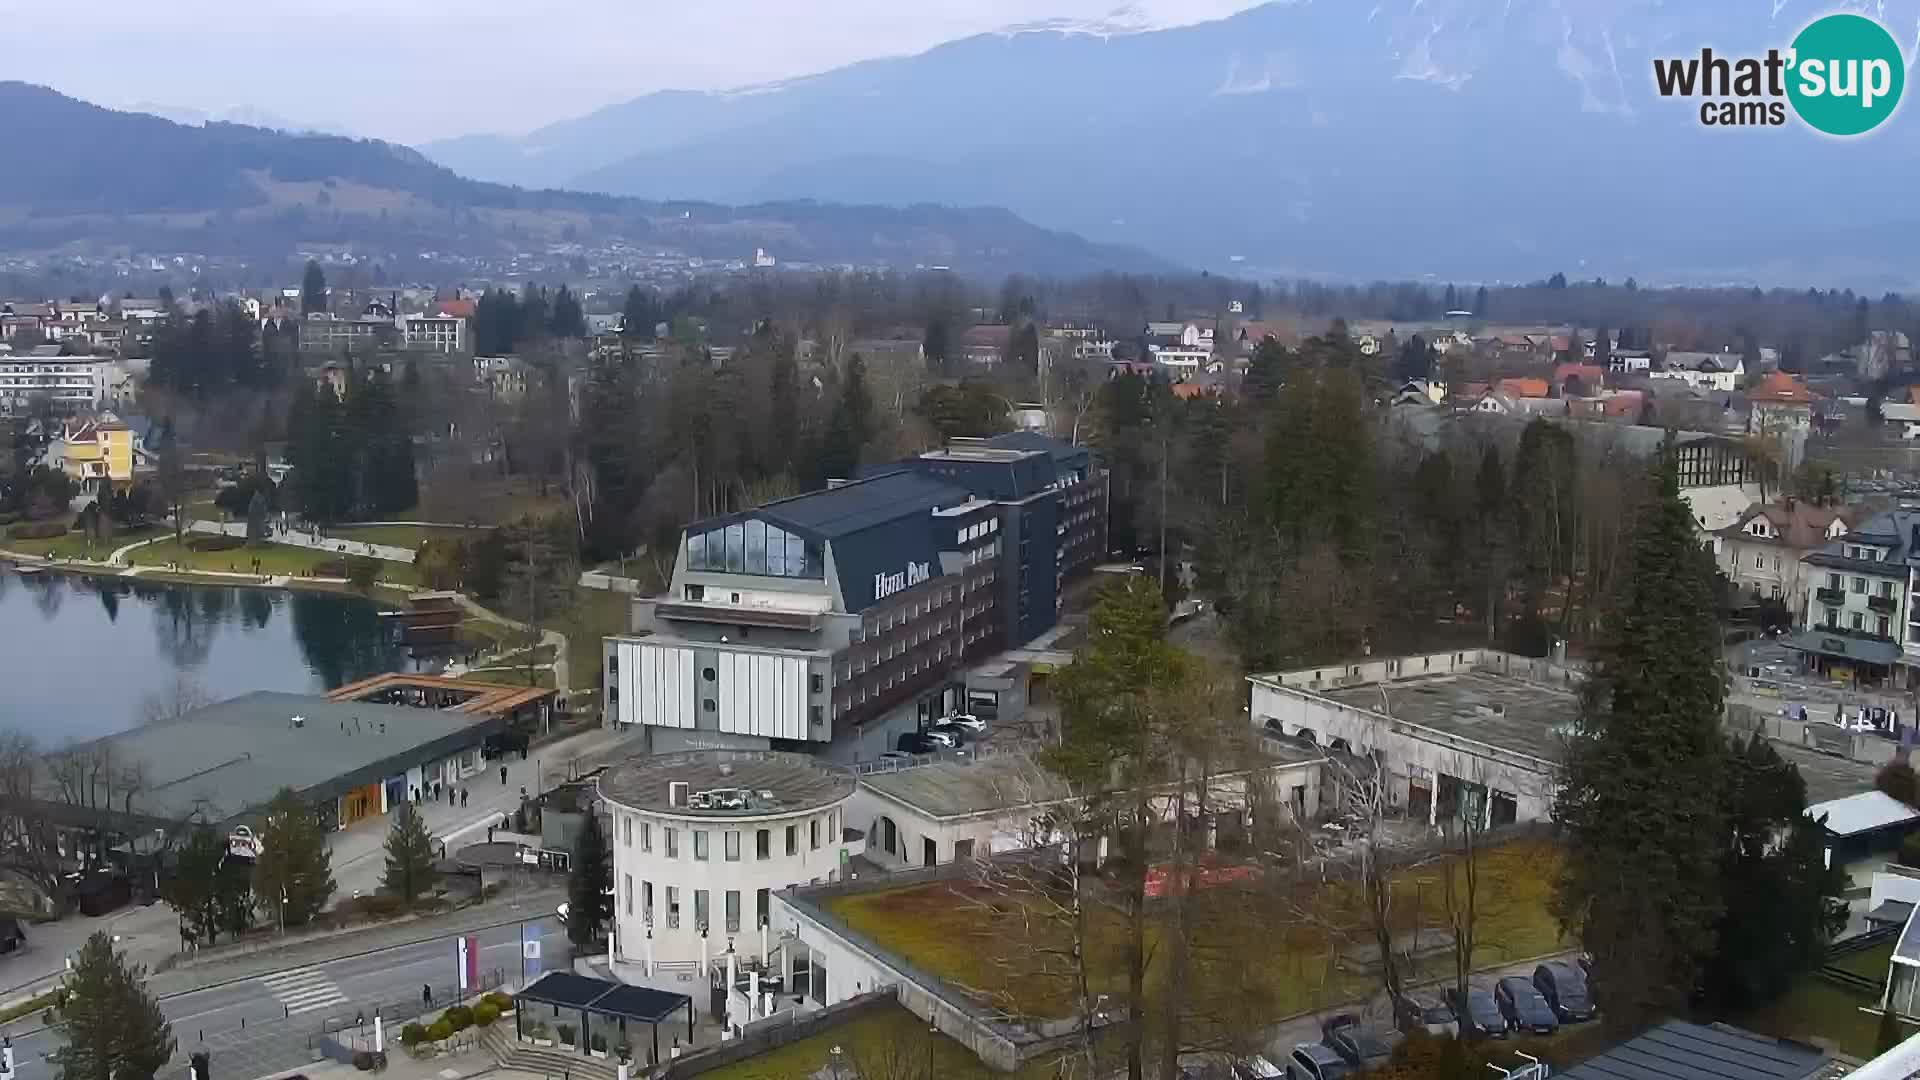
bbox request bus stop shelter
[516,971,694,1065]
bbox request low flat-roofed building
[849,743,1325,873]
[1553,1020,1828,1080]
[55,690,508,833]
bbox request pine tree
[160,826,227,947]
[619,285,656,339]
[252,788,336,928]
[383,802,438,908]
[301,260,328,316]
[1473,285,1489,318]
[568,811,612,947]
[51,931,175,1080]
[923,317,950,373]
[1553,452,1728,1034]
[815,353,873,484]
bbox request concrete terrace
[1319,670,1579,763]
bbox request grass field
[128,537,421,587]
[823,839,1568,1026]
[329,524,486,551]
[6,523,159,560]
[1743,940,1892,1057]
[552,586,628,692]
[698,1004,1054,1080]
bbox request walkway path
[452,594,572,695]
[186,519,417,563]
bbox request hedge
[9,521,68,540]
[185,534,245,552]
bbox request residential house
[1790,507,1920,687]
[60,413,137,494]
[1747,371,1815,468]
[474,355,526,401]
[0,347,104,414]
[1148,343,1208,373]
[1393,379,1446,406]
[1651,351,1745,392]
[960,324,1011,367]
[1609,349,1653,372]
[1496,377,1550,399]
[1672,435,1766,538]
[1470,389,1567,418]
[1717,498,1854,613]
[1553,363,1605,397]
[1879,386,1920,440]
[401,314,466,354]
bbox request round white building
[599,751,856,968]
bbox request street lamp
[827,1045,845,1080]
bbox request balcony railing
[1816,587,1847,605]
[1813,623,1898,645]
[1870,594,1898,614]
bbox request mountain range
[0,82,1167,276]
[421,0,1920,288]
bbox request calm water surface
[0,567,418,742]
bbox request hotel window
[756,829,770,860]
[622,815,631,847]
[1883,581,1900,598]
[1854,576,1867,594]
[786,824,798,856]
[725,830,740,861]
[624,873,633,915]
[694,830,710,861]
[757,887,770,929]
[694,889,709,932]
[810,818,821,850]
[666,886,681,928]
[642,880,654,923]
[725,890,741,933]
[640,822,652,852]
[1852,612,1865,630]
[1880,616,1892,637]
[665,827,679,858]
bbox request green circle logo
[1787,13,1904,136]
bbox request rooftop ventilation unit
[668,781,689,807]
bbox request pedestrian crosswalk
[258,966,349,1016]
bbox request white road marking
[257,966,349,1015]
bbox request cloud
[2,0,1270,142]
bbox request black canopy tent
[515,971,694,1065]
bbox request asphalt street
[11,916,566,1080]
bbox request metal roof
[1807,790,1920,838]
[752,470,972,540]
[598,751,855,818]
[1554,1021,1826,1080]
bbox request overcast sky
[2,0,1264,143]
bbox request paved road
[12,918,566,1080]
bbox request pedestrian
[487,824,495,843]
[501,764,509,785]
[423,983,433,1008]
[462,787,469,808]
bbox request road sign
[523,939,541,960]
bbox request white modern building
[0,352,105,413]
[599,751,858,970]
[402,315,467,354]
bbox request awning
[1806,790,1920,837]
[1784,630,1903,667]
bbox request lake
[0,567,421,742]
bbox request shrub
[473,1002,499,1028]
[348,555,379,589]
[426,1019,453,1043]
[185,534,244,552]
[615,1041,633,1062]
[352,1050,374,1071]
[442,1005,473,1031]
[398,1023,428,1047]
[528,1022,550,1040]
[590,1033,607,1054]
[314,558,348,578]
[9,521,67,540]
[481,991,513,1012]
[555,1022,576,1045]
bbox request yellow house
[62,415,135,494]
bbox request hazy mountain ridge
[421,0,1920,285]
[0,82,1172,275]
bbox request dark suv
[1533,961,1595,1023]
[1321,1017,1395,1071]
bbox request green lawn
[129,537,420,586]
[330,524,486,551]
[1743,941,1893,1057]
[824,839,1569,1026]
[7,523,159,560]
[552,586,628,692]
[699,1004,1053,1080]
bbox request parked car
[1393,992,1459,1037]
[1232,1055,1285,1080]
[1533,961,1595,1022]
[1286,1043,1351,1080]
[1494,976,1559,1035]
[941,713,987,733]
[896,732,942,754]
[1444,986,1508,1040]
[926,722,971,745]
[1322,1019,1394,1071]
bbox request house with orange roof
[1747,371,1816,440]
[60,413,136,494]
[1553,364,1606,396]
[1496,377,1550,399]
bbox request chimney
[669,781,688,808]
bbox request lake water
[0,567,418,742]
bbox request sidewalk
[293,1044,530,1080]
[329,726,637,900]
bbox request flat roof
[1768,741,1881,806]
[1807,790,1920,837]
[1555,1020,1826,1080]
[598,751,855,818]
[1319,671,1577,763]
[95,691,500,822]
[862,744,1323,821]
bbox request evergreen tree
[51,931,175,1080]
[549,285,587,338]
[1593,327,1613,370]
[245,487,269,545]
[768,338,798,477]
[619,285,657,339]
[159,825,228,947]
[1443,283,1457,310]
[382,801,437,908]
[567,812,613,947]
[815,353,873,483]
[1243,336,1290,401]
[1010,322,1041,373]
[1701,734,1849,1012]
[1473,285,1489,318]
[301,260,327,316]
[1553,453,1728,1034]
[923,317,950,373]
[286,379,350,523]
[252,788,335,927]
[1393,334,1431,383]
